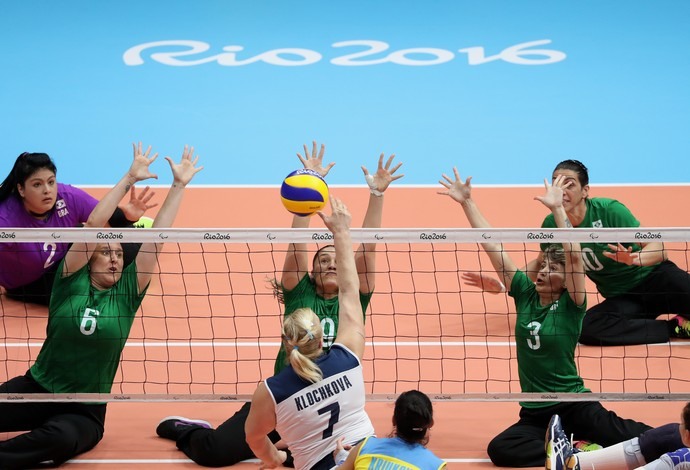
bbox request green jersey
[542,197,656,298]
[273,274,372,374]
[510,270,589,408]
[30,260,147,393]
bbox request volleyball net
[1,227,689,402]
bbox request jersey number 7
[317,402,340,439]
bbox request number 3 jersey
[265,343,374,470]
[29,259,147,393]
[509,270,589,408]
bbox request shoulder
[588,197,629,211]
[509,270,532,296]
[0,196,21,223]
[541,213,556,227]
[588,197,638,224]
[319,344,361,375]
[561,289,586,312]
[57,183,96,202]
[283,273,314,295]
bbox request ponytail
[282,308,324,383]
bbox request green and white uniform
[489,270,652,467]
[273,274,372,374]
[30,260,147,393]
[541,197,655,298]
[510,270,588,407]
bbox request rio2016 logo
[123,39,565,67]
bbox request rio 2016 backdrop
[2,1,689,186]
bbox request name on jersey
[56,199,69,218]
[294,374,353,411]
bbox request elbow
[244,428,260,448]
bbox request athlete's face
[89,243,124,289]
[681,416,690,447]
[535,257,566,295]
[312,246,338,294]
[552,169,588,214]
[18,168,57,217]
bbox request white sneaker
[546,414,579,470]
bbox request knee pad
[623,438,646,468]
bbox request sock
[577,438,646,470]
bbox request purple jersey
[0,183,98,289]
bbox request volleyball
[280,169,329,216]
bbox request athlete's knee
[486,436,534,467]
[180,430,247,467]
[41,418,102,465]
[639,424,684,463]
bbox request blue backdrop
[2,1,689,185]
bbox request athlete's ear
[582,184,590,199]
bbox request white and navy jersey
[265,343,374,470]
[639,448,690,470]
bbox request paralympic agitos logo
[124,39,566,67]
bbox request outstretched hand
[317,197,351,235]
[534,174,569,210]
[462,272,506,294]
[297,141,335,178]
[121,186,158,221]
[165,145,204,186]
[438,167,472,204]
[602,243,640,266]
[130,142,159,182]
[361,153,404,194]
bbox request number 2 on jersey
[43,242,57,269]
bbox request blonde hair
[282,308,324,383]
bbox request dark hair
[543,244,566,267]
[682,402,690,432]
[312,245,335,269]
[391,390,434,445]
[0,152,57,203]
[553,159,589,187]
[270,244,337,303]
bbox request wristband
[335,449,349,466]
[498,281,507,293]
[364,174,383,197]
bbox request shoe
[672,316,690,339]
[573,440,602,452]
[133,216,154,229]
[546,415,579,470]
[156,416,212,441]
